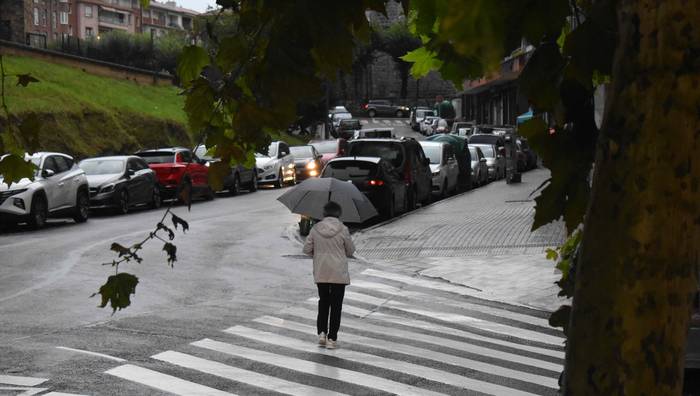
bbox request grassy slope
[2,55,306,158]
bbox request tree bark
[565,1,700,394]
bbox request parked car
[0,152,89,228]
[469,133,506,150]
[336,119,361,140]
[255,141,296,188]
[362,100,410,118]
[420,141,459,198]
[426,133,473,191]
[328,105,349,118]
[451,121,474,137]
[346,138,432,209]
[352,128,394,140]
[79,155,161,214]
[421,116,440,135]
[410,107,435,131]
[136,147,214,201]
[310,139,348,165]
[468,145,489,186]
[470,143,505,181]
[515,140,528,172]
[194,145,257,195]
[290,145,323,181]
[321,157,408,219]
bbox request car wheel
[395,110,404,118]
[406,188,416,211]
[73,190,89,223]
[116,190,129,215]
[275,169,284,188]
[368,109,376,118]
[249,172,258,192]
[386,195,396,219]
[151,186,162,209]
[28,194,48,229]
[204,186,215,200]
[229,174,241,196]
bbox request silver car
[420,141,459,198]
[468,145,489,187]
[255,141,296,188]
[471,143,505,181]
[0,152,89,228]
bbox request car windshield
[290,146,314,158]
[322,161,377,181]
[348,141,404,168]
[333,113,352,121]
[256,143,278,158]
[79,159,125,175]
[421,145,442,164]
[476,145,494,157]
[311,141,338,154]
[469,147,478,160]
[138,152,175,164]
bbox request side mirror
[42,169,55,178]
[480,158,487,163]
[127,168,136,176]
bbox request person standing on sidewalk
[302,201,355,349]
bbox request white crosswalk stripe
[254,316,559,390]
[102,268,563,395]
[106,364,235,395]
[193,338,444,396]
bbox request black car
[194,145,257,195]
[79,155,161,214]
[336,119,362,140]
[346,138,432,209]
[322,157,408,219]
[362,100,410,118]
[290,145,323,181]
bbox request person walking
[302,201,355,349]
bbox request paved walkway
[354,168,568,311]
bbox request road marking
[105,364,235,396]
[224,326,541,396]
[319,303,565,358]
[254,316,559,390]
[382,120,392,125]
[341,291,564,346]
[351,279,551,328]
[194,338,444,396]
[56,346,126,362]
[0,375,48,386]
[153,350,348,396]
[394,120,405,125]
[43,392,88,396]
[17,388,49,396]
[278,307,562,371]
[360,120,369,125]
[0,387,48,396]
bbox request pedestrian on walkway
[302,201,355,349]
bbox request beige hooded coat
[303,217,355,284]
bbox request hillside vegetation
[2,55,305,159]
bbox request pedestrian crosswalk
[359,119,410,126]
[103,267,564,395]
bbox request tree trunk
[565,1,700,394]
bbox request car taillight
[367,179,384,186]
[363,104,368,109]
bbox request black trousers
[317,283,346,341]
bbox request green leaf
[183,78,217,132]
[18,114,42,153]
[546,248,559,261]
[518,44,564,113]
[207,161,229,192]
[177,45,209,88]
[157,222,175,240]
[171,213,189,233]
[163,242,177,267]
[401,47,443,78]
[92,273,139,313]
[0,154,35,185]
[216,36,246,71]
[16,74,39,87]
[549,304,571,334]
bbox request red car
[309,139,348,168]
[136,148,214,201]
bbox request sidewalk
[354,168,568,312]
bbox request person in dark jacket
[302,201,355,349]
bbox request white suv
[0,152,89,228]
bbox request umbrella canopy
[427,133,467,152]
[277,177,378,223]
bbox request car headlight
[287,163,295,169]
[263,164,273,171]
[306,161,317,170]
[100,183,115,193]
[3,188,27,198]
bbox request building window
[85,5,92,17]
[60,12,68,25]
[85,27,93,37]
[33,8,40,25]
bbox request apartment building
[0,0,198,46]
